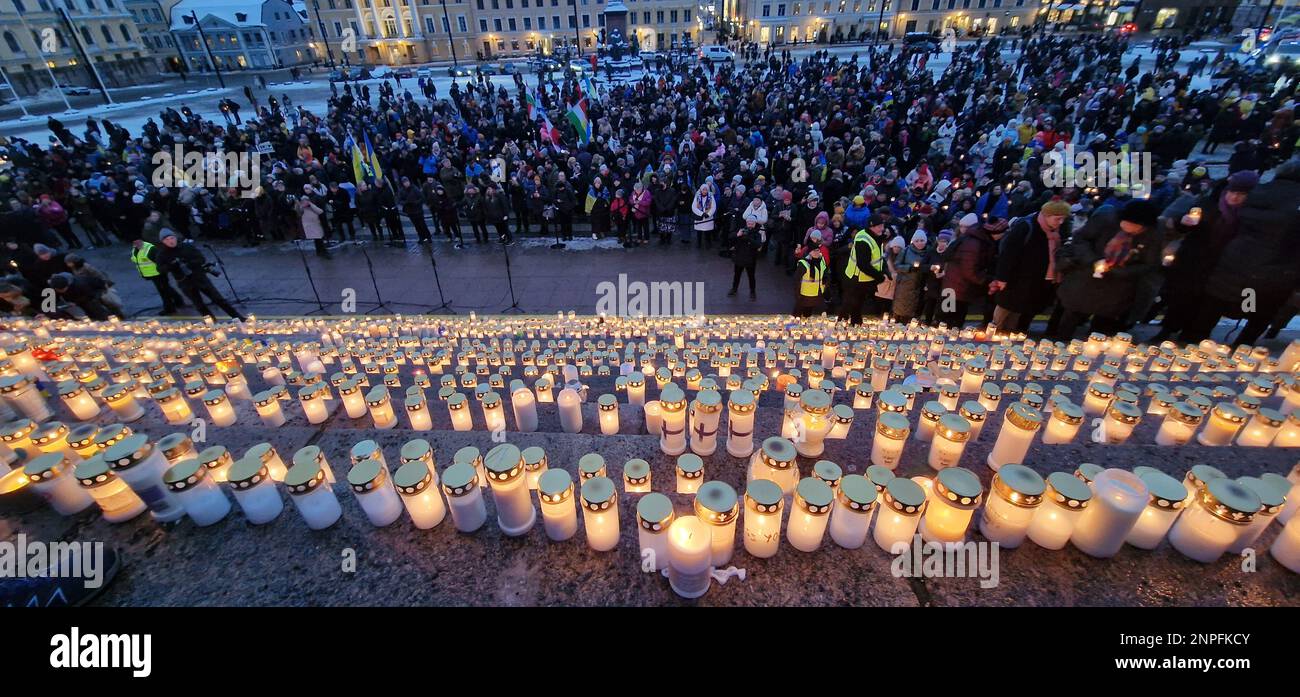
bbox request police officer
[837,215,887,325]
[793,236,827,317]
[130,238,184,315]
[156,230,246,320]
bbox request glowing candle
[1080,382,1113,418]
[1197,402,1247,446]
[742,479,784,558]
[667,515,712,598]
[1270,513,1300,572]
[823,404,854,440]
[676,453,704,494]
[442,461,487,532]
[1041,401,1084,444]
[74,454,146,523]
[724,390,756,458]
[919,467,982,543]
[1229,476,1285,554]
[689,481,738,565]
[1169,478,1261,563]
[1125,470,1188,549]
[484,443,536,536]
[253,389,286,427]
[482,391,507,433]
[453,445,487,491]
[915,400,946,443]
[659,385,688,456]
[538,469,578,541]
[24,453,93,515]
[957,400,987,441]
[225,455,284,525]
[58,382,100,421]
[827,474,877,549]
[581,476,620,552]
[152,388,192,426]
[1071,468,1149,558]
[163,457,232,527]
[853,384,875,409]
[552,387,580,433]
[870,358,890,391]
[592,393,619,436]
[1236,408,1283,446]
[937,384,960,412]
[511,385,538,432]
[363,385,396,429]
[873,477,927,553]
[30,421,79,463]
[871,412,910,470]
[960,358,986,394]
[348,457,403,527]
[926,413,971,470]
[297,384,329,425]
[1101,401,1142,444]
[636,493,675,572]
[1027,472,1093,550]
[103,434,185,523]
[986,403,1042,471]
[1275,411,1300,446]
[689,391,723,456]
[643,400,663,435]
[978,464,1044,548]
[338,379,367,419]
[0,375,51,421]
[1155,402,1203,446]
[978,383,1002,414]
[202,389,237,427]
[535,377,554,403]
[623,458,651,493]
[380,459,440,531]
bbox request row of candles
[11,423,1300,599]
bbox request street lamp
[440,0,459,66]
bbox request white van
[697,45,735,63]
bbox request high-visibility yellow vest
[843,229,883,282]
[131,242,160,278]
[798,258,826,297]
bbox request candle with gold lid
[636,493,675,571]
[24,452,94,515]
[58,381,100,421]
[348,457,403,527]
[874,477,927,552]
[245,442,287,482]
[986,403,1042,471]
[724,389,757,457]
[252,388,286,427]
[537,469,578,541]
[787,477,834,552]
[154,388,193,426]
[0,375,51,421]
[1196,402,1247,446]
[157,433,197,469]
[163,457,232,527]
[742,479,784,558]
[870,411,910,470]
[979,464,1045,548]
[1169,477,1261,563]
[689,390,723,456]
[1082,382,1114,417]
[826,474,877,549]
[928,413,971,470]
[920,467,982,543]
[30,421,80,463]
[452,445,487,490]
[1125,470,1188,549]
[1027,472,1093,550]
[442,461,487,533]
[581,476,620,552]
[1101,401,1142,444]
[1155,402,1203,445]
[484,443,536,536]
[1227,476,1286,554]
[103,434,185,523]
[658,384,688,456]
[695,481,740,565]
[578,452,607,482]
[623,458,651,493]
[916,401,947,442]
[74,453,146,523]
[676,453,705,494]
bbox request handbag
[874,277,896,300]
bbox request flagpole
[14,6,73,112]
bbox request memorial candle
[103,434,185,523]
[1197,402,1247,446]
[1041,401,1084,445]
[226,455,284,525]
[979,464,1044,548]
[1027,472,1093,550]
[441,461,487,533]
[695,481,740,565]
[453,445,487,491]
[828,474,878,549]
[338,379,367,419]
[1071,468,1149,558]
[916,401,946,442]
[853,384,875,409]
[0,375,51,421]
[724,390,756,458]
[689,390,723,456]
[749,436,799,497]
[1125,470,1188,550]
[74,454,146,523]
[1169,478,1260,563]
[537,469,578,541]
[443,391,472,431]
[626,373,646,407]
[919,467,982,543]
[104,384,148,422]
[668,515,712,599]
[1228,476,1285,554]
[986,403,1042,471]
[163,457,232,527]
[348,457,403,527]
[253,389,286,427]
[597,393,620,435]
[557,387,583,433]
[1237,408,1284,446]
[1270,514,1300,572]
[928,414,971,470]
[510,385,538,433]
[58,382,100,421]
[24,453,93,515]
[873,477,927,552]
[1082,382,1114,417]
[31,421,79,463]
[676,453,704,494]
[484,443,536,536]
[659,385,688,456]
[959,400,988,441]
[364,385,397,429]
[298,384,329,425]
[202,389,237,427]
[66,424,100,461]
[636,493,675,571]
[623,458,651,493]
[786,477,834,552]
[581,476,620,552]
[1101,401,1142,444]
[1155,402,1203,446]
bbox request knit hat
[937,229,954,241]
[47,273,71,290]
[910,230,929,245]
[33,243,55,256]
[1119,199,1159,228]
[887,235,906,250]
[809,230,824,243]
[1227,170,1260,193]
[959,213,979,227]
[1040,200,1072,217]
[159,229,178,241]
[853,195,865,205]
[868,214,886,227]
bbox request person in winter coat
[297,186,331,258]
[483,183,513,244]
[64,253,123,315]
[728,220,765,299]
[920,229,952,325]
[1183,160,1300,346]
[940,220,1003,327]
[652,178,679,245]
[843,195,871,231]
[1154,171,1258,342]
[355,180,383,242]
[691,184,717,248]
[611,189,632,245]
[990,199,1071,332]
[155,230,246,320]
[890,230,931,324]
[46,273,118,320]
[433,184,463,247]
[1053,200,1162,339]
[399,177,432,243]
[552,174,578,242]
[630,182,652,244]
[793,241,828,316]
[741,196,769,229]
[586,177,612,240]
[464,185,489,245]
[36,195,81,249]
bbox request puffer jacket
[1204,166,1300,309]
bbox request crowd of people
[1,28,1298,345]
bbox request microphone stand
[500,239,524,314]
[425,246,455,314]
[295,240,330,315]
[203,243,246,305]
[359,246,394,314]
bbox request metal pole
[440,0,459,66]
[57,7,113,104]
[0,67,31,117]
[311,0,337,68]
[572,0,582,55]
[14,7,73,111]
[874,0,885,47]
[1260,0,1280,33]
[191,10,226,88]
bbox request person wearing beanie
[129,236,185,315]
[887,230,931,324]
[958,212,980,235]
[1053,200,1163,340]
[837,213,889,325]
[988,199,1071,332]
[844,194,871,231]
[156,231,247,321]
[45,271,119,321]
[1154,169,1260,343]
[793,239,828,317]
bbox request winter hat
[47,273,71,290]
[1040,200,1072,217]
[887,235,906,250]
[937,229,954,242]
[33,244,55,256]
[1119,200,1159,228]
[1227,170,1260,193]
[809,230,824,243]
[853,195,865,205]
[159,229,178,241]
[910,230,929,246]
[959,213,980,228]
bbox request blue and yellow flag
[351,130,384,183]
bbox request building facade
[170,0,318,71]
[733,0,896,45]
[895,0,1040,37]
[126,0,182,72]
[1,0,155,95]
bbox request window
[506,0,513,6]
[491,0,498,7]
[524,17,531,29]
[629,13,634,24]
[670,9,677,21]
[568,14,575,27]
[13,0,24,11]
[553,15,560,27]
[119,23,131,42]
[777,3,785,16]
[910,0,917,9]
[476,0,483,7]
[642,11,648,22]
[656,10,663,22]
[80,26,94,45]
[582,14,589,27]
[511,39,519,50]
[538,16,546,28]
[425,17,435,32]
[3,32,20,53]
[761,4,769,16]
[458,16,467,32]
[494,18,502,30]
[931,0,939,8]
[235,12,247,21]
[101,25,114,44]
[684,9,690,20]
[508,17,516,30]
[479,19,488,31]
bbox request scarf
[1103,231,1136,268]
[1043,225,1063,282]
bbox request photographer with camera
[156,230,247,320]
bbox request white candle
[162,457,232,527]
[920,467,982,543]
[626,373,646,407]
[225,455,284,525]
[853,384,875,409]
[58,382,101,421]
[253,389,286,427]
[1082,382,1114,417]
[676,453,704,494]
[511,386,539,432]
[1125,470,1188,550]
[156,388,193,426]
[986,403,1042,471]
[743,479,784,558]
[453,445,487,491]
[484,443,536,536]
[1228,476,1285,554]
[202,389,237,427]
[636,492,675,572]
[557,387,583,433]
[73,454,146,523]
[442,461,488,532]
[538,469,578,541]
[695,480,739,565]
[1169,478,1260,563]
[364,385,397,429]
[1269,512,1300,572]
[102,383,145,421]
[1237,408,1284,446]
[0,375,52,421]
[689,391,723,456]
[623,458,651,493]
[393,459,446,529]
[979,464,1044,548]
[298,385,330,425]
[960,359,986,394]
[644,400,663,435]
[871,412,910,469]
[659,385,688,456]
[667,515,712,598]
[928,414,971,470]
[1027,471,1093,550]
[339,379,368,418]
[1197,402,1247,446]
[1041,401,1084,444]
[873,477,927,553]
[597,393,620,435]
[580,476,620,552]
[828,474,878,549]
[1102,401,1142,444]
[1155,403,1203,445]
[24,453,94,515]
[348,457,404,527]
[726,390,756,458]
[1071,468,1149,558]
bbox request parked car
[391,67,414,79]
[903,32,941,52]
[416,66,435,78]
[697,45,735,63]
[448,64,474,77]
[58,84,92,96]
[567,60,589,75]
[1263,41,1300,69]
[495,62,522,74]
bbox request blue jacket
[843,203,871,230]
